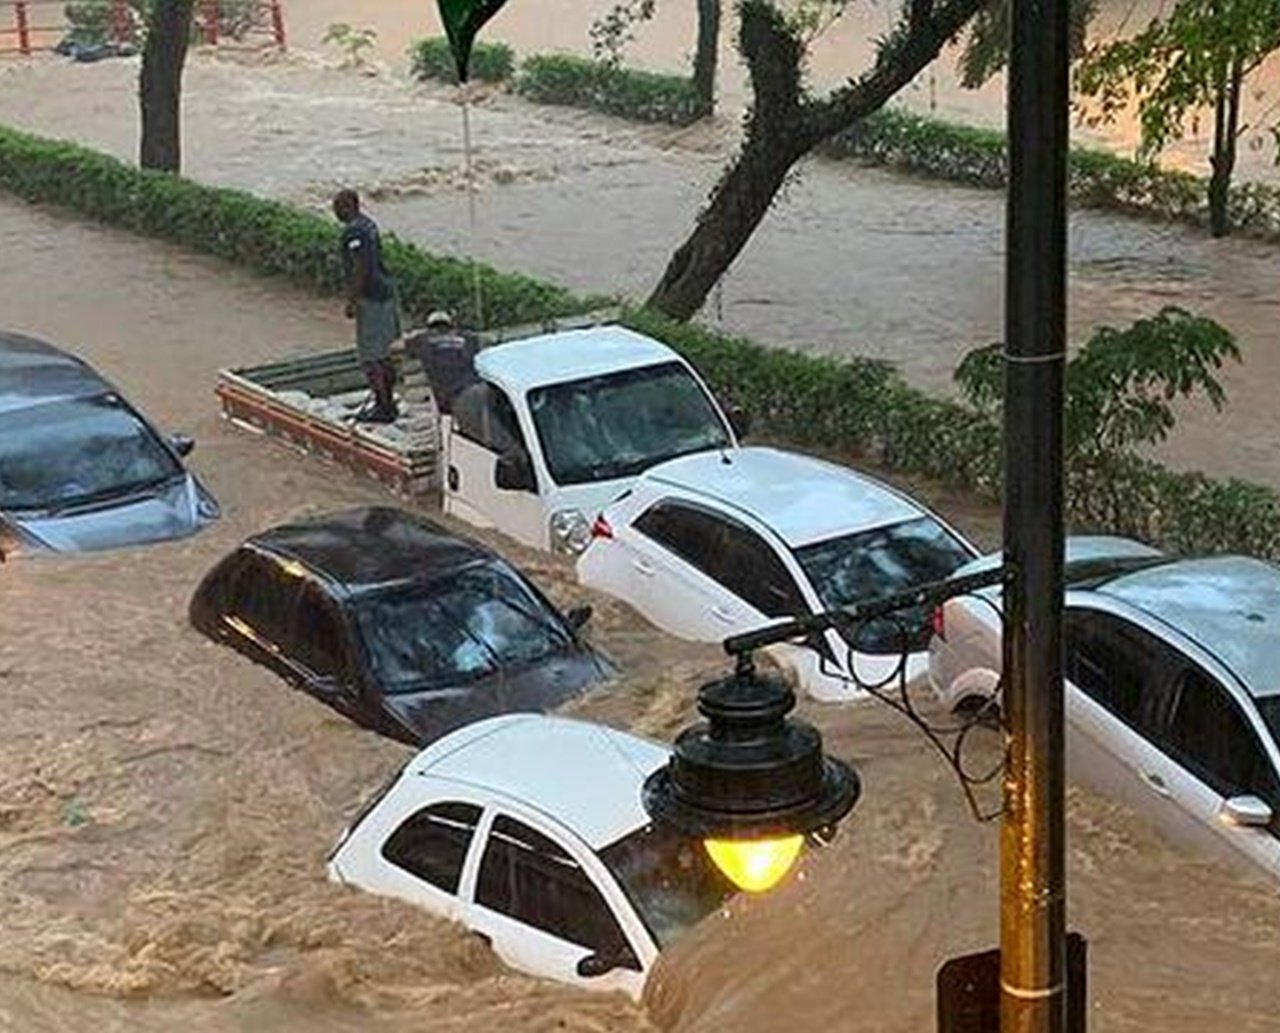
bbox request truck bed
[215,310,619,498]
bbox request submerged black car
[189,507,609,746]
[0,331,219,556]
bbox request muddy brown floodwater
[3,46,1280,493]
[2,194,1280,1031]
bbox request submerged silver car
[0,331,219,556]
[930,537,1280,881]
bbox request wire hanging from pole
[459,88,485,329]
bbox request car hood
[4,475,220,555]
[380,650,607,747]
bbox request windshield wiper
[41,474,178,517]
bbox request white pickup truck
[216,315,746,553]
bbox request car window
[717,523,809,618]
[637,501,806,618]
[291,582,347,680]
[354,566,572,694]
[226,552,303,651]
[0,394,181,511]
[452,383,526,456]
[1162,668,1280,804]
[527,361,731,487]
[382,801,483,894]
[476,815,634,958]
[1064,609,1181,737]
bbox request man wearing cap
[333,188,401,424]
[410,310,479,416]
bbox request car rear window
[0,394,180,511]
[794,517,975,654]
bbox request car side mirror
[727,405,752,440]
[576,947,640,978]
[1221,795,1274,828]
[495,450,537,493]
[567,605,593,632]
[169,432,196,458]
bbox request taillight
[591,514,614,540]
[931,603,946,640]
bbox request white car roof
[407,714,671,849]
[1099,555,1280,699]
[955,536,1164,578]
[641,446,925,547]
[476,326,682,395]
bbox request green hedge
[1,123,1276,560]
[515,54,705,126]
[827,108,1280,240]
[409,37,515,85]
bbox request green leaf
[437,0,510,82]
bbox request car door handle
[1140,770,1171,797]
[711,606,737,625]
[632,558,656,577]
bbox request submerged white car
[929,537,1280,881]
[578,447,978,701]
[328,714,736,999]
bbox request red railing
[0,0,285,56]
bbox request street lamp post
[1001,0,1070,1024]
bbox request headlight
[549,509,592,554]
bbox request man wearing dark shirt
[333,189,401,424]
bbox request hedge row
[1,123,1276,559]
[828,108,1280,240]
[408,37,705,127]
[409,38,515,85]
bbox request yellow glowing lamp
[642,668,860,898]
[704,835,805,893]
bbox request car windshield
[599,822,736,949]
[1258,697,1280,749]
[353,565,574,694]
[0,394,181,512]
[794,517,975,654]
[527,361,731,486]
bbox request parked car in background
[190,508,608,746]
[328,714,738,999]
[443,324,746,553]
[930,536,1280,881]
[0,330,218,557]
[578,447,978,701]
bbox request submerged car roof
[476,326,682,395]
[1097,555,1280,699]
[409,714,670,849]
[0,331,112,416]
[642,446,927,547]
[250,507,493,593]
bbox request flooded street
[1,199,1279,1031]
[3,49,1280,490]
[5,5,1280,1029]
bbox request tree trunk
[693,0,720,116]
[646,136,804,320]
[647,0,984,321]
[1208,54,1243,238]
[139,0,196,172]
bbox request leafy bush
[515,54,703,126]
[0,123,1275,560]
[827,107,1280,242]
[409,37,514,84]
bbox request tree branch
[800,0,989,146]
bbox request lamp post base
[937,934,1087,1032]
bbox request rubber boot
[356,361,399,424]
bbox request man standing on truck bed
[334,189,400,424]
